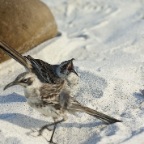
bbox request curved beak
[71,69,78,76]
[59,58,79,77]
[4,81,17,90]
[69,58,79,76]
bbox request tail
[69,102,121,124]
[81,106,121,124]
[0,41,30,70]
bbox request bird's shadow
[82,133,101,144]
[119,127,144,144]
[75,70,107,99]
[0,113,47,129]
[0,113,106,130]
[0,92,26,104]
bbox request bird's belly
[27,98,59,118]
[34,105,59,118]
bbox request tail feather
[69,103,121,124]
[82,106,121,124]
[0,41,30,70]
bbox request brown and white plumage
[4,72,121,124]
[0,41,78,84]
[1,41,121,143]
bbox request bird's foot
[38,125,53,136]
[48,140,57,144]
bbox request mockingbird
[0,41,78,84]
[0,41,121,144]
[3,72,121,143]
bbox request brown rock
[0,0,58,62]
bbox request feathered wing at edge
[0,41,31,70]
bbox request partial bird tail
[69,102,121,124]
[0,41,30,70]
[82,106,121,124]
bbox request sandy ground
[0,0,144,143]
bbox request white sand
[0,0,144,143]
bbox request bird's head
[3,72,39,90]
[57,58,78,78]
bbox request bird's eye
[22,79,28,83]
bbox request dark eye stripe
[21,78,33,85]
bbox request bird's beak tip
[3,86,9,91]
[72,70,79,77]
[3,81,16,90]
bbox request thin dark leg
[38,119,64,136]
[49,123,57,144]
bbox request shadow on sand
[0,92,26,104]
[0,112,106,130]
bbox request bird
[0,41,78,84]
[0,41,121,143]
[3,72,121,143]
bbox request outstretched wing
[25,55,60,83]
[0,41,31,70]
[0,41,76,84]
[0,41,60,84]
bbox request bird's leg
[48,122,57,144]
[38,119,64,137]
[48,116,68,144]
